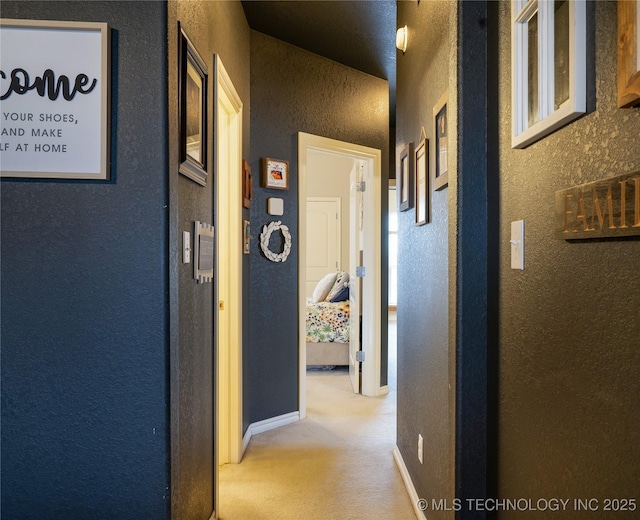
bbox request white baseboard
[242,426,252,455]
[378,384,389,396]
[393,445,427,520]
[242,411,301,453]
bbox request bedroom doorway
[214,54,243,475]
[298,132,385,419]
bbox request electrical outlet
[418,434,424,464]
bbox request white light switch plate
[183,231,191,264]
[510,220,524,270]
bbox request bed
[306,271,351,367]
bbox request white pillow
[312,272,338,303]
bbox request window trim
[511,0,586,148]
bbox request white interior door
[306,197,341,297]
[217,107,231,464]
[348,163,364,394]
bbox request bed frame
[306,341,349,366]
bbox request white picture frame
[0,19,110,179]
[511,0,586,149]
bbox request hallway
[219,318,415,519]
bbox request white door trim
[298,132,385,419]
[214,55,243,468]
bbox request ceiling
[241,1,397,116]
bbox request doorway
[298,132,385,420]
[214,55,243,473]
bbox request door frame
[214,54,243,472]
[298,132,385,419]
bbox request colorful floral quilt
[305,299,350,343]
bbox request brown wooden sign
[555,172,640,239]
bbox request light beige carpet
[219,320,416,519]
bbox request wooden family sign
[555,172,640,239]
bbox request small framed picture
[433,90,448,191]
[398,142,414,212]
[179,26,207,186]
[242,159,253,209]
[261,158,289,190]
[243,220,251,254]
[415,138,429,226]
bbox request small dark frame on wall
[242,159,253,208]
[433,90,449,191]
[618,0,640,107]
[261,157,289,190]
[398,142,415,211]
[179,26,208,186]
[415,138,429,226]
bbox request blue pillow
[327,284,349,302]
[325,271,350,302]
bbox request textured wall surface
[1,2,170,518]
[395,1,454,516]
[167,1,250,518]
[456,1,511,509]
[249,32,389,424]
[497,0,640,511]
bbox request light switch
[183,231,191,264]
[510,220,524,270]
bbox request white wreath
[260,221,292,263]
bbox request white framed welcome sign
[0,19,110,180]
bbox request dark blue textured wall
[395,1,453,512]
[167,1,251,517]
[248,31,389,424]
[1,2,170,518]
[455,2,496,512]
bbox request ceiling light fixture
[396,25,408,53]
